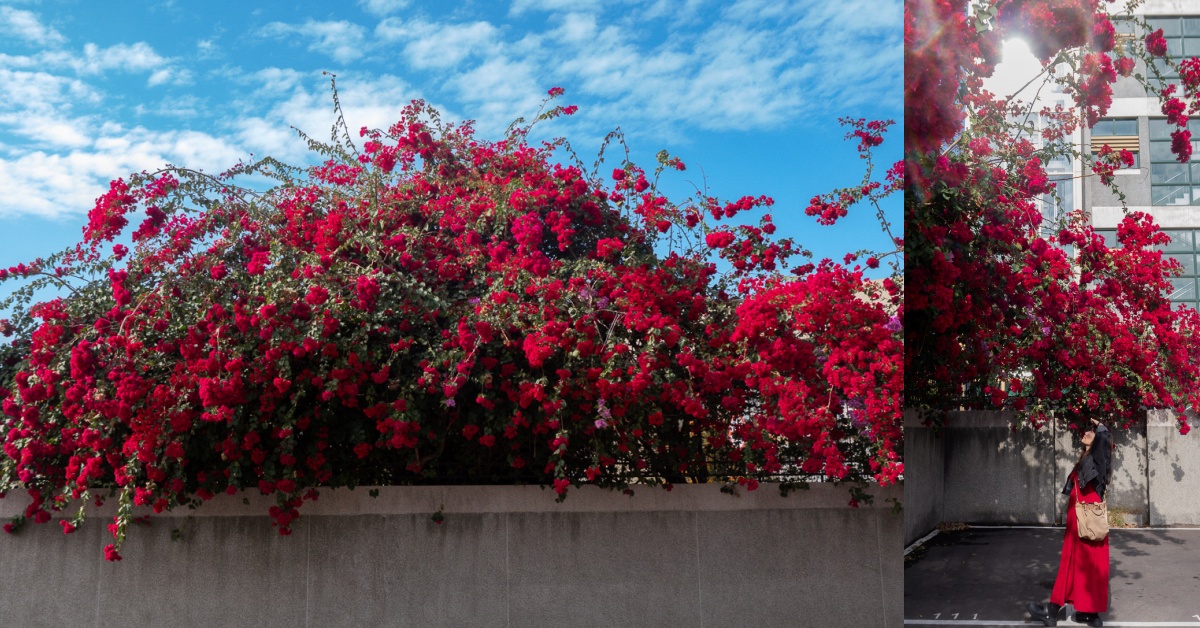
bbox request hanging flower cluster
[906,0,1200,432]
[0,87,902,558]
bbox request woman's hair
[1073,424,1114,479]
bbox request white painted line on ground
[966,525,1063,529]
[905,529,939,555]
[1117,527,1200,531]
[907,525,1200,550]
[965,525,1200,531]
[905,621,1200,626]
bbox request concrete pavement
[905,527,1200,627]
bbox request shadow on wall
[905,409,1200,545]
[940,412,1057,527]
[1147,409,1200,526]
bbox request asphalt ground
[905,527,1200,627]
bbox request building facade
[1084,2,1200,310]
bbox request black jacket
[1062,423,1112,500]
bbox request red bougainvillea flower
[1146,28,1168,57]
[1114,56,1135,77]
[0,87,901,558]
[906,0,1200,440]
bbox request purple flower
[884,316,901,333]
[594,418,609,429]
[596,398,612,420]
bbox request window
[1150,119,1200,205]
[1146,17,1200,85]
[1114,17,1138,45]
[1040,174,1073,236]
[1095,228,1200,310]
[1090,118,1139,167]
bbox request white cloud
[0,42,189,85]
[249,67,306,95]
[0,68,436,220]
[80,42,168,74]
[375,17,499,69]
[638,0,710,23]
[269,73,424,141]
[0,69,99,110]
[509,0,601,16]
[133,94,204,118]
[551,12,596,45]
[0,111,91,148]
[0,7,66,46]
[448,57,543,131]
[259,20,368,63]
[147,67,193,87]
[804,0,902,32]
[0,125,244,219]
[787,0,903,111]
[197,38,218,58]
[683,24,800,126]
[232,116,304,162]
[0,152,108,218]
[721,0,794,22]
[359,1,899,137]
[357,0,409,16]
[0,1,901,220]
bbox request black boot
[1026,602,1061,627]
[1074,612,1103,627]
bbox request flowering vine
[1,83,901,558]
[907,0,1200,433]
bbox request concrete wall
[0,483,902,628]
[1148,409,1200,525]
[941,411,1060,525]
[1142,0,1200,15]
[903,411,944,545]
[904,411,1200,545]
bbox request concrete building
[1085,4,1200,310]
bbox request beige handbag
[1073,479,1109,542]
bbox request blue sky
[0,0,901,277]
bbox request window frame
[1095,227,1200,310]
[1146,17,1200,84]
[1148,118,1200,206]
[1090,118,1140,168]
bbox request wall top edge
[0,481,902,520]
[1146,408,1199,427]
[905,409,1032,429]
[908,409,1195,429]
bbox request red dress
[1050,471,1109,613]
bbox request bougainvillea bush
[907,0,1200,431]
[0,87,901,559]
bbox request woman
[1027,418,1112,627]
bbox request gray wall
[0,483,902,628]
[903,411,944,545]
[1148,409,1200,525]
[941,412,1059,525]
[905,410,1200,545]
